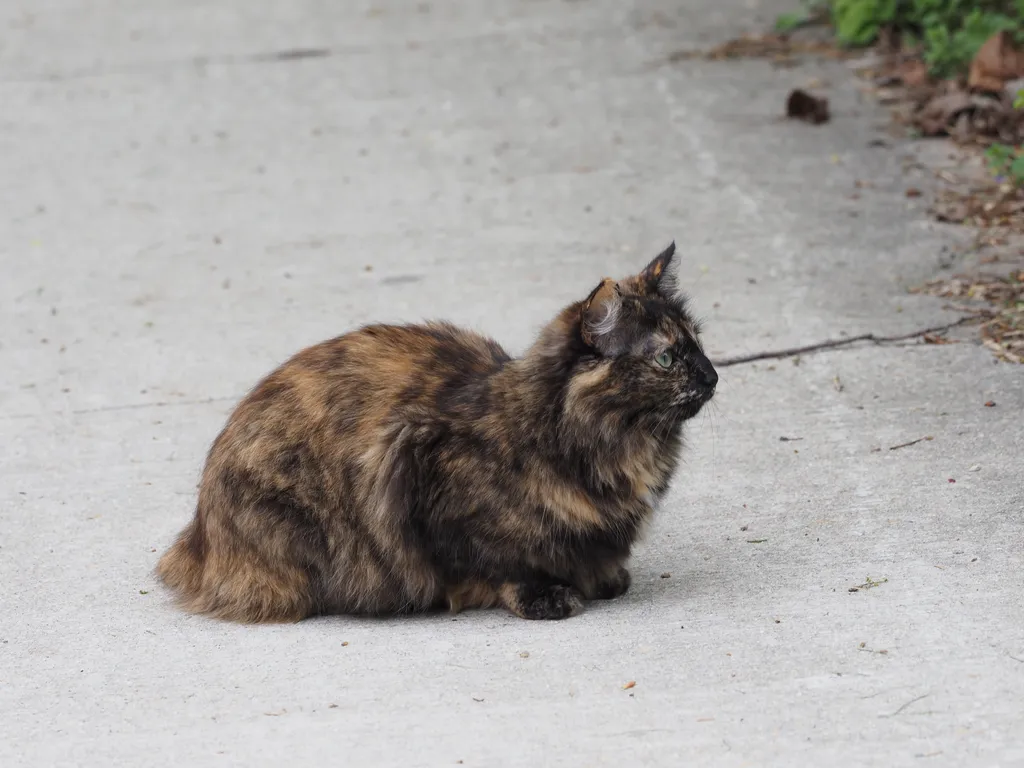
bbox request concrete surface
[2,1,1022,766]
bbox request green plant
[985,142,1024,185]
[775,0,831,31]
[922,6,1019,76]
[775,1,1024,76]
[776,9,808,31]
[831,0,901,45]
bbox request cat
[156,242,718,622]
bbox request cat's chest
[616,435,678,506]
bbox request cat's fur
[157,243,718,622]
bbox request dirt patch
[669,32,852,66]
[930,181,1024,228]
[911,270,1024,363]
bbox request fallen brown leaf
[786,89,830,124]
[903,76,1024,143]
[969,31,1024,93]
[899,58,930,88]
[929,185,1024,228]
[931,195,970,223]
[914,90,976,136]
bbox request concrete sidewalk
[2,1,1022,766]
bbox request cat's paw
[592,566,631,600]
[520,584,584,620]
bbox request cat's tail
[155,508,315,623]
[156,520,207,601]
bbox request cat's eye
[655,351,674,368]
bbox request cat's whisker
[704,402,720,480]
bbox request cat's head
[574,242,717,422]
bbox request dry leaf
[914,90,974,136]
[786,89,830,124]
[909,81,1024,143]
[969,31,1024,93]
[899,59,930,88]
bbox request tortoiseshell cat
[157,243,717,622]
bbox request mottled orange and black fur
[157,243,717,622]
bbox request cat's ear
[638,241,678,295]
[580,277,623,350]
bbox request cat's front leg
[445,578,584,620]
[503,581,585,620]
[571,558,631,601]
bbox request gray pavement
[2,1,1022,766]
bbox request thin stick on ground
[879,693,930,719]
[889,436,933,451]
[712,316,982,368]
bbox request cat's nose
[696,359,718,389]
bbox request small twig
[1009,654,1024,663]
[713,316,981,367]
[889,436,934,451]
[880,693,930,719]
[943,303,996,317]
[850,576,888,592]
[859,688,894,700]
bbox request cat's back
[220,322,511,456]
[293,320,509,407]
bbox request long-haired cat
[157,242,717,622]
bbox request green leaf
[833,0,901,46]
[775,11,809,32]
[1010,154,1024,184]
[830,0,1024,76]
[985,143,1015,173]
